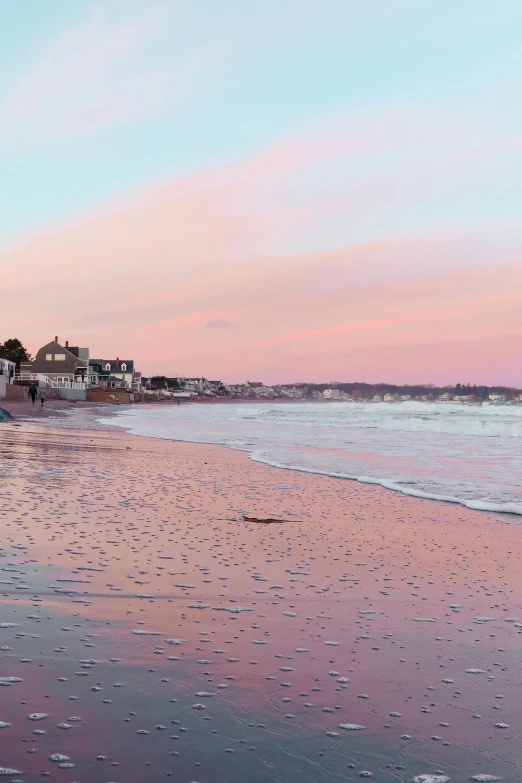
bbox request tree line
[0,338,32,370]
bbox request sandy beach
[1,411,521,783]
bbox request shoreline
[1,415,522,780]
[97,405,522,520]
[3,398,520,517]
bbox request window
[105,363,111,371]
[46,354,52,360]
[121,363,127,371]
[54,354,66,361]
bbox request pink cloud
[1,126,522,386]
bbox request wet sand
[0,398,102,419]
[0,416,521,783]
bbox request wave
[249,454,522,517]
[234,402,522,439]
[100,403,522,518]
[331,414,522,438]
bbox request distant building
[283,386,305,398]
[183,377,213,395]
[323,388,350,400]
[208,380,226,394]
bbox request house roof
[22,340,88,374]
[90,359,134,373]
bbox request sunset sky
[1,0,521,384]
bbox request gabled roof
[36,340,88,367]
[23,341,88,374]
[90,359,134,373]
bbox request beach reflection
[1,421,521,782]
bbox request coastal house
[19,338,89,386]
[324,388,350,401]
[0,357,15,382]
[488,392,507,402]
[184,377,214,395]
[89,358,136,390]
[0,357,16,399]
[282,386,306,398]
[208,380,226,394]
[226,383,251,397]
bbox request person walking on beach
[39,387,46,407]
[28,382,38,405]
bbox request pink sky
[2,104,522,386]
[2,2,522,385]
[2,134,521,385]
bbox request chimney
[65,340,69,348]
[115,357,120,367]
[55,336,58,342]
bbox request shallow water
[101,401,522,515]
[1,421,522,782]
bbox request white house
[323,388,350,400]
[0,357,16,399]
[89,358,136,389]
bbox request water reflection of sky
[2,421,522,783]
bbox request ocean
[102,400,522,515]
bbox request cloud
[205,319,235,329]
[1,116,521,385]
[0,0,219,144]
[0,0,331,148]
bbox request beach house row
[19,337,141,392]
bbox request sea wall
[86,389,133,404]
[3,383,25,401]
[58,388,87,401]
